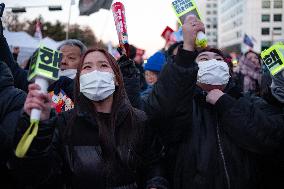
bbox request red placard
[161,26,174,42]
[112,2,129,56]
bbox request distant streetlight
[11,7,26,13]
[66,0,75,40]
[8,5,62,13]
[48,6,62,11]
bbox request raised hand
[182,15,205,51]
[24,83,52,121]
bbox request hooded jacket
[142,48,284,189]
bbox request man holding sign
[141,15,284,189]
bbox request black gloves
[117,54,140,78]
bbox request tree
[2,12,26,31]
[24,19,36,36]
[2,13,104,47]
[43,20,66,41]
[68,24,97,47]
[23,16,64,41]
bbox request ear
[115,81,119,86]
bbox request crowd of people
[0,13,284,189]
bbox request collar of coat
[75,97,132,128]
[194,79,242,103]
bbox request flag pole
[66,0,72,40]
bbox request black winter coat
[142,48,284,189]
[0,62,27,189]
[11,98,168,189]
[254,73,284,189]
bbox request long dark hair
[71,48,137,181]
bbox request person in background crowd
[257,70,284,189]
[141,51,166,100]
[0,62,26,189]
[134,48,145,66]
[48,39,87,113]
[165,41,183,59]
[271,71,284,104]
[129,45,147,92]
[12,46,20,62]
[11,48,168,189]
[234,50,262,95]
[141,15,284,189]
[21,49,38,71]
[0,18,87,112]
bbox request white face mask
[59,69,77,79]
[197,59,230,85]
[80,70,115,101]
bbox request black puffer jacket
[11,97,168,189]
[143,48,284,189]
[0,62,26,189]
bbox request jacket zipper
[216,122,231,189]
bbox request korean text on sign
[28,46,62,81]
[261,43,284,76]
[172,0,194,15]
[171,0,201,25]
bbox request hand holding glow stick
[112,2,129,57]
[15,46,62,158]
[171,0,208,48]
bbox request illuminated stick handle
[15,77,49,158]
[30,77,49,122]
[196,31,208,48]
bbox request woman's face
[196,51,224,63]
[246,52,260,67]
[80,51,114,76]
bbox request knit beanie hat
[144,51,166,72]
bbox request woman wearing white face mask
[141,15,284,189]
[11,48,168,189]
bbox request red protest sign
[161,26,174,42]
